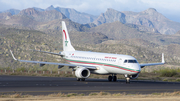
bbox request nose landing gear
[126,77,130,84]
[124,74,130,84]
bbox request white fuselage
[63,51,141,75]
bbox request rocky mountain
[0,8,68,29]
[0,15,39,28]
[45,5,98,24]
[125,23,159,33]
[175,30,180,35]
[93,8,180,35]
[88,21,180,46]
[0,12,12,19]
[18,8,67,22]
[1,7,180,46]
[1,5,97,24]
[3,9,20,15]
[33,7,45,12]
[36,19,90,32]
[1,6,180,35]
[93,8,126,25]
[0,11,91,32]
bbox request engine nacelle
[130,73,139,79]
[75,67,90,78]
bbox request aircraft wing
[10,50,97,70]
[30,49,63,56]
[139,53,165,68]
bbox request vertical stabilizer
[62,21,75,51]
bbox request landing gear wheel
[81,78,85,81]
[108,76,112,81]
[126,77,130,84]
[77,78,80,81]
[113,76,117,82]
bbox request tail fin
[62,21,75,51]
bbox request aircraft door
[118,58,123,65]
[123,59,128,66]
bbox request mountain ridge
[94,8,180,35]
[1,6,180,34]
[45,5,98,24]
[18,8,67,22]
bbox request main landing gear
[77,78,85,81]
[108,74,117,82]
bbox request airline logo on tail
[63,30,68,46]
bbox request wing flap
[30,49,63,56]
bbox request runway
[0,75,180,95]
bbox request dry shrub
[10,93,22,98]
[66,93,78,97]
[170,91,180,95]
[98,92,110,96]
[89,92,98,96]
[47,93,66,97]
[112,93,123,96]
[154,91,180,96]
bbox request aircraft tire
[81,78,85,81]
[113,76,117,82]
[108,76,112,81]
[77,78,80,81]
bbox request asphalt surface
[0,75,180,95]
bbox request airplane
[10,21,165,83]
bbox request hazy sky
[0,0,180,22]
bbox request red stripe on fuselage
[65,59,139,73]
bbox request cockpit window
[128,60,137,63]
[124,60,127,63]
[124,60,137,63]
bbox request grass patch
[154,68,180,77]
[152,92,161,95]
[89,92,98,96]
[1,91,180,98]
[66,93,78,97]
[0,93,32,98]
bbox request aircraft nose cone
[137,66,141,73]
[134,65,141,73]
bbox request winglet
[10,50,18,61]
[162,53,165,63]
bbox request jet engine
[130,73,139,79]
[75,67,90,78]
